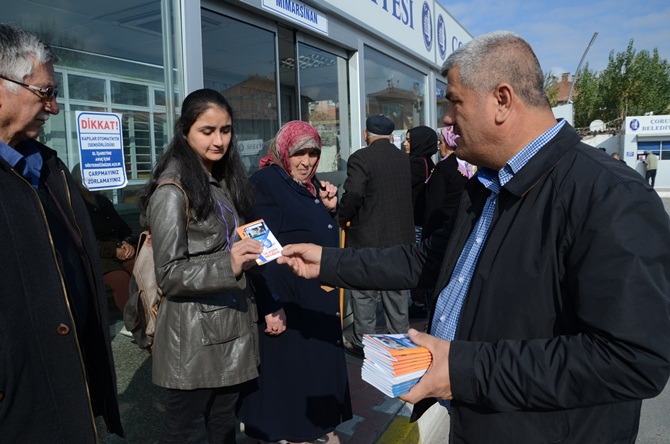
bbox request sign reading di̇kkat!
[76,111,127,190]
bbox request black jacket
[337,138,414,248]
[85,193,136,274]
[0,140,123,442]
[320,124,670,443]
[422,154,469,239]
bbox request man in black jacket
[337,115,415,357]
[0,24,123,441]
[279,31,670,443]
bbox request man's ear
[494,83,513,123]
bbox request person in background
[422,126,475,240]
[72,165,136,313]
[403,125,438,245]
[611,152,624,162]
[138,88,266,444]
[0,23,123,441]
[239,120,351,444]
[337,115,414,358]
[645,150,658,188]
[403,125,438,314]
[277,31,670,443]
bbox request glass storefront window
[364,46,426,131]
[112,81,149,107]
[68,74,106,102]
[436,79,448,129]
[298,43,349,175]
[6,0,181,219]
[201,9,278,176]
[201,9,349,183]
[638,141,669,160]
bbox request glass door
[201,9,278,175]
[297,43,349,180]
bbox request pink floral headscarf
[259,120,322,194]
[440,126,476,179]
[440,126,459,148]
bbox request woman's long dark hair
[138,89,253,221]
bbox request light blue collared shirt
[0,139,43,189]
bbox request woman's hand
[115,241,136,261]
[319,180,338,211]
[265,308,287,336]
[230,238,263,276]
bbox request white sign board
[76,111,127,190]
[324,0,470,65]
[262,0,328,35]
[238,138,265,156]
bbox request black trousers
[646,169,657,188]
[159,386,241,444]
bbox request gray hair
[441,31,549,108]
[0,23,59,94]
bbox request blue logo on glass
[437,15,446,60]
[629,119,640,131]
[422,2,433,51]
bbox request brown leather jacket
[146,172,259,389]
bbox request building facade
[624,115,670,188]
[3,0,471,213]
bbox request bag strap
[155,179,190,231]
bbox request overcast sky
[440,0,670,78]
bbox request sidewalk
[97,310,446,444]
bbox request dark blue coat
[239,165,352,442]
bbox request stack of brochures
[361,333,432,398]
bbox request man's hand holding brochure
[361,333,432,397]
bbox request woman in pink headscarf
[423,125,476,240]
[239,121,351,444]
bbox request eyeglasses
[0,74,58,101]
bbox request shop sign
[238,139,265,156]
[262,0,328,35]
[76,111,127,190]
[627,115,670,134]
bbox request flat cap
[366,114,394,136]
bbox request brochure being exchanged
[236,219,283,265]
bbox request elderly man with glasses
[0,24,124,441]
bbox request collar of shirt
[0,139,43,189]
[476,119,566,194]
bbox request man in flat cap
[337,114,415,357]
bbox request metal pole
[567,32,599,103]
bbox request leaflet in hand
[236,219,283,265]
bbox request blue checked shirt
[430,119,565,409]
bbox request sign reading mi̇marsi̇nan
[262,0,328,35]
[76,111,128,191]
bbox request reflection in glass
[297,43,349,174]
[7,0,178,215]
[436,79,448,129]
[364,46,425,130]
[68,74,106,102]
[201,9,278,176]
[112,81,148,107]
